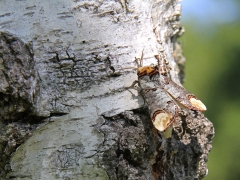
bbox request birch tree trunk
[0,0,214,179]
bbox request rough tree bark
[0,0,214,179]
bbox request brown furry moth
[134,52,206,138]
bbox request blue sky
[180,0,240,25]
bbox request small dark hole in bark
[123,149,140,166]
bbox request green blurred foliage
[179,22,240,180]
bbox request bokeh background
[180,0,240,179]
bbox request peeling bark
[0,0,214,179]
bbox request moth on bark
[155,54,206,112]
[131,52,206,138]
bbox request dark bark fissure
[98,107,214,180]
[0,32,69,179]
[98,109,156,180]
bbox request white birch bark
[0,0,214,179]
